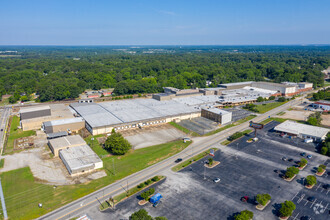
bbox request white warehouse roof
[20,105,50,114]
[44,117,84,127]
[202,108,231,115]
[274,120,330,139]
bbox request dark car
[307,196,315,202]
[175,158,182,163]
[274,169,280,173]
[301,152,307,157]
[300,216,310,220]
[153,200,162,208]
[323,184,330,190]
[288,158,294,162]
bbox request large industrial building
[42,117,85,134]
[274,120,329,142]
[70,99,201,135]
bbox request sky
[0,0,330,45]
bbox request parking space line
[327,189,329,195]
[324,203,329,211]
[297,194,305,204]
[320,188,324,192]
[316,183,321,191]
[310,198,317,208]
[304,199,309,206]
[292,191,299,200]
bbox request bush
[269,96,275,100]
[278,97,286,102]
[256,194,271,206]
[319,164,326,170]
[317,167,323,173]
[145,179,152,185]
[151,176,159,182]
[234,210,253,220]
[137,183,145,189]
[285,167,299,179]
[208,157,214,166]
[257,96,264,102]
[279,201,296,217]
[299,158,308,167]
[140,188,155,201]
[305,175,317,186]
[130,209,153,220]
[228,132,244,141]
[320,147,328,155]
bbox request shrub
[234,210,253,220]
[269,96,275,100]
[130,209,153,220]
[285,167,299,179]
[317,167,323,173]
[137,183,145,189]
[299,158,308,167]
[279,201,296,217]
[321,147,328,155]
[151,176,159,182]
[257,96,264,102]
[228,132,244,141]
[319,164,326,170]
[140,188,155,201]
[104,129,131,155]
[278,97,286,102]
[256,194,271,206]
[305,175,317,186]
[208,157,214,166]
[145,179,152,185]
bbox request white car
[213,178,221,183]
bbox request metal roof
[20,105,50,114]
[59,145,102,172]
[202,108,231,115]
[219,81,254,87]
[274,120,330,139]
[43,117,84,127]
[48,135,86,150]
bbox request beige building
[42,117,85,134]
[48,135,86,157]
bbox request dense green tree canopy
[0,46,329,102]
[104,129,131,155]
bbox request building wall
[89,112,201,135]
[20,109,51,120]
[52,121,85,133]
[201,109,232,124]
[221,112,232,124]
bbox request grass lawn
[204,115,256,136]
[0,159,4,168]
[254,102,287,114]
[5,116,36,154]
[168,122,200,137]
[84,135,109,158]
[0,140,191,219]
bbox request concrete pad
[123,127,185,149]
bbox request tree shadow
[227,212,240,220]
[272,203,282,217]
[296,177,305,186]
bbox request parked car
[175,158,182,163]
[307,155,312,159]
[323,184,329,189]
[213,178,221,183]
[153,200,162,208]
[288,158,294,162]
[301,152,306,157]
[282,157,287,161]
[307,196,315,202]
[241,196,249,202]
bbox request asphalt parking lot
[178,117,219,135]
[225,108,252,122]
[85,121,329,220]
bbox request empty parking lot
[84,121,329,220]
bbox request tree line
[0,46,329,102]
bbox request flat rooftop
[218,81,253,87]
[202,108,231,115]
[274,120,330,138]
[48,135,86,150]
[44,117,84,127]
[71,99,199,128]
[59,145,102,172]
[20,105,50,114]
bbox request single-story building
[312,100,330,111]
[42,117,85,134]
[48,135,86,157]
[59,145,103,175]
[20,105,51,120]
[273,120,330,142]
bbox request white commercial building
[274,120,330,141]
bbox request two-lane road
[0,107,11,155]
[38,97,303,220]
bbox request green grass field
[5,116,36,154]
[221,129,252,145]
[168,122,200,137]
[0,159,4,168]
[0,140,191,219]
[254,102,286,114]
